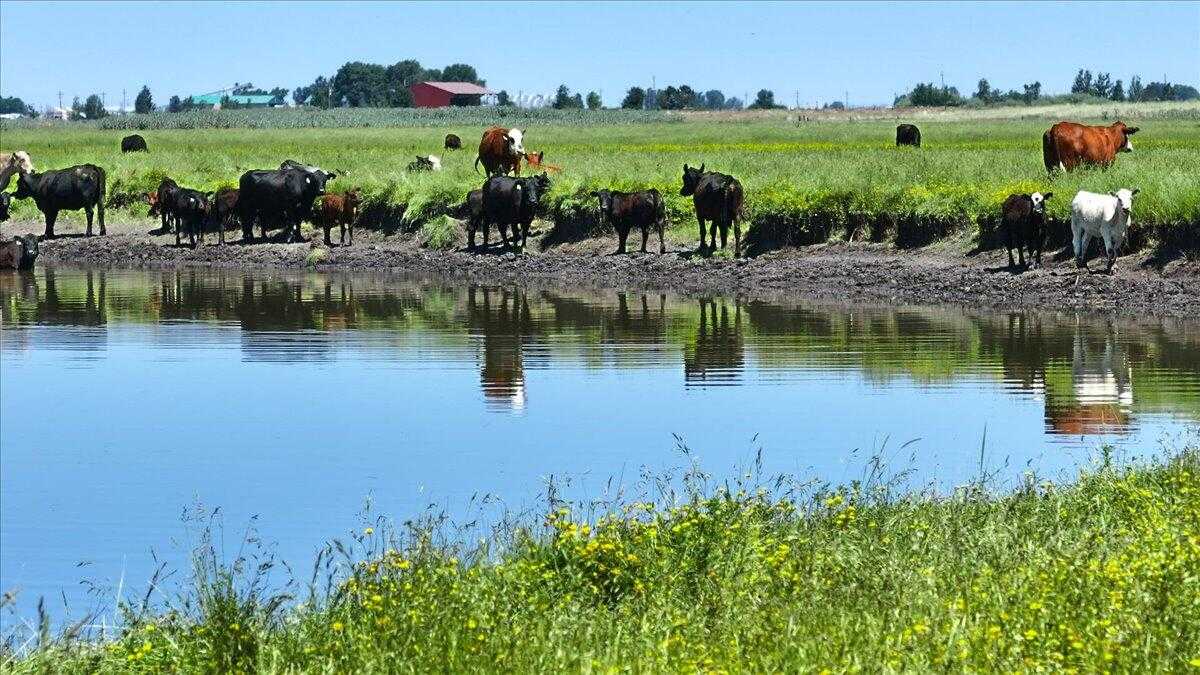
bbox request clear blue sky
[1,1,1196,110]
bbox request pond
[2,266,1198,626]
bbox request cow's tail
[474,155,483,174]
[1042,130,1058,175]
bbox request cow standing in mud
[238,162,336,242]
[12,164,106,238]
[1001,191,1052,269]
[1043,121,1138,173]
[591,188,667,254]
[681,164,743,256]
[475,126,525,176]
[480,172,550,252]
[1071,189,1138,273]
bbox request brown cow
[1042,121,1139,173]
[475,126,525,176]
[523,151,562,174]
[315,188,363,246]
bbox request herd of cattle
[0,119,1143,272]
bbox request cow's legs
[44,210,58,239]
[1078,232,1093,269]
[616,226,628,254]
[1005,225,1016,268]
[640,225,649,253]
[697,217,707,253]
[718,221,728,250]
[734,219,741,258]
[324,224,333,247]
[1103,230,1116,273]
[175,216,182,246]
[84,206,95,237]
[658,220,666,254]
[1071,223,1086,268]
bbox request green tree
[586,91,602,109]
[748,89,780,109]
[0,95,33,115]
[703,89,726,109]
[974,78,993,102]
[496,90,512,106]
[167,95,182,113]
[1092,72,1112,98]
[1110,80,1125,101]
[552,84,582,109]
[441,63,484,85]
[1128,75,1143,101]
[1071,69,1093,94]
[332,61,388,107]
[82,94,108,119]
[898,82,963,107]
[621,87,645,109]
[1022,81,1041,105]
[134,85,154,114]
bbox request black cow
[1001,192,1053,269]
[480,172,550,252]
[458,189,486,250]
[148,177,181,234]
[12,164,106,238]
[169,188,211,248]
[121,134,148,153]
[896,124,921,147]
[238,166,334,242]
[407,156,436,172]
[0,234,39,270]
[591,188,667,254]
[207,188,239,245]
[0,192,10,222]
[445,134,462,150]
[680,164,742,256]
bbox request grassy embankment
[2,101,1198,253]
[3,448,1198,673]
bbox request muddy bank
[8,218,1199,318]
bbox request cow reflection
[466,286,531,411]
[1045,323,1133,435]
[684,297,743,384]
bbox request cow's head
[145,191,161,215]
[12,172,35,200]
[1114,121,1140,152]
[5,151,34,175]
[590,189,613,217]
[1030,192,1053,213]
[681,163,705,196]
[1111,188,1138,216]
[505,128,525,156]
[346,187,364,213]
[521,172,550,211]
[0,192,10,222]
[15,233,39,269]
[525,151,544,166]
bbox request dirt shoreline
[7,219,1198,318]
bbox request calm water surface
[2,266,1198,625]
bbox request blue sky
[1,1,1196,109]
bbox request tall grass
[4,445,1197,672]
[3,104,1198,252]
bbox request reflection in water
[2,266,1198,436]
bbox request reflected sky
[2,266,1198,627]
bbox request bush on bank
[6,449,1198,673]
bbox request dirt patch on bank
[5,218,1197,318]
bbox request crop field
[3,101,1198,252]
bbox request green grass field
[3,102,1198,252]
[5,448,1197,673]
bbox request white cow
[1070,189,1138,273]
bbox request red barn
[410,81,495,108]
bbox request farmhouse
[410,81,494,108]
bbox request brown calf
[316,189,363,246]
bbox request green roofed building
[188,92,279,108]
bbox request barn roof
[414,82,494,95]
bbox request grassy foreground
[5,449,1198,673]
[3,102,1198,252]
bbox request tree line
[896,68,1199,108]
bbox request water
[2,266,1198,627]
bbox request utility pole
[794,90,800,109]
[122,88,126,113]
[845,90,849,109]
[940,70,945,89]
[57,91,63,110]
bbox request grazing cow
[591,188,667,254]
[896,124,921,147]
[12,164,106,238]
[480,172,550,252]
[458,189,486,250]
[1043,121,1139,173]
[681,164,743,256]
[0,234,39,270]
[445,133,462,150]
[207,188,239,245]
[121,134,148,153]
[238,165,335,242]
[169,188,211,248]
[475,126,525,176]
[0,150,34,191]
[407,155,442,172]
[315,188,363,246]
[148,177,181,234]
[1071,189,1138,273]
[0,191,10,222]
[1000,192,1053,269]
[523,151,562,174]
